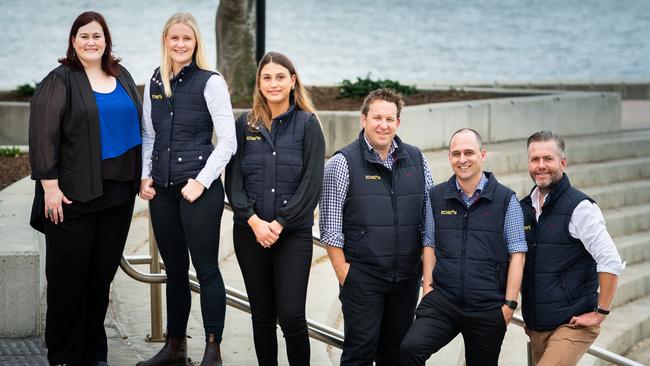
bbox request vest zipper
[530,208,539,327]
[390,170,399,282]
[460,210,468,307]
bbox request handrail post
[145,210,165,342]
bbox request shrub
[13,83,38,97]
[339,75,417,98]
[0,146,21,157]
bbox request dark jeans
[149,180,226,341]
[43,197,135,365]
[400,290,507,366]
[233,224,312,366]
[339,266,420,366]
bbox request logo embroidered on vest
[365,175,381,180]
[440,210,457,215]
[246,135,262,141]
[151,94,163,100]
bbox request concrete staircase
[109,129,650,365]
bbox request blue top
[94,82,141,160]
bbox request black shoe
[199,334,222,366]
[135,334,191,366]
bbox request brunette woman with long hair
[29,11,142,365]
[225,51,325,365]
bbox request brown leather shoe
[199,334,222,366]
[135,334,191,366]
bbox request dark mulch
[305,86,522,111]
[3,85,525,110]
[0,154,31,191]
[0,91,31,102]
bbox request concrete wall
[0,102,30,146]
[1,90,622,157]
[0,177,45,337]
[424,81,650,100]
[318,91,621,156]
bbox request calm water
[1,0,649,90]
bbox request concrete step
[577,294,650,366]
[583,179,650,210]
[617,232,650,266]
[612,261,650,309]
[423,129,650,182]
[623,337,650,365]
[496,156,650,199]
[602,203,650,238]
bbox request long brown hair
[247,51,317,130]
[59,11,121,76]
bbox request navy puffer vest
[238,106,313,229]
[339,132,425,282]
[149,62,217,187]
[520,173,598,331]
[431,172,513,312]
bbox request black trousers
[400,290,507,366]
[149,181,226,341]
[43,197,135,365]
[339,266,420,366]
[233,224,312,366]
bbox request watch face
[505,300,518,309]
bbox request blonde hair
[248,51,318,130]
[160,12,211,97]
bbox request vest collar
[171,61,198,81]
[272,103,296,123]
[540,173,571,209]
[443,171,498,202]
[357,130,409,164]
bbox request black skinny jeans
[233,224,313,366]
[149,180,226,341]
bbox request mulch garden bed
[0,154,31,191]
[2,86,523,110]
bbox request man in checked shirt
[400,128,527,366]
[319,88,434,365]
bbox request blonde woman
[138,12,236,366]
[225,51,325,365]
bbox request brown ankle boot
[199,334,222,366]
[136,334,190,366]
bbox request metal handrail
[119,202,641,365]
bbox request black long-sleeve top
[225,112,325,230]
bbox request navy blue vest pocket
[343,229,365,258]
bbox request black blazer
[29,64,142,230]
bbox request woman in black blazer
[29,11,142,365]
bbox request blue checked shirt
[451,174,528,254]
[319,136,434,248]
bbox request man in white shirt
[519,130,624,366]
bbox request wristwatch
[504,299,518,310]
[595,306,610,315]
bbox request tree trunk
[216,0,257,101]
